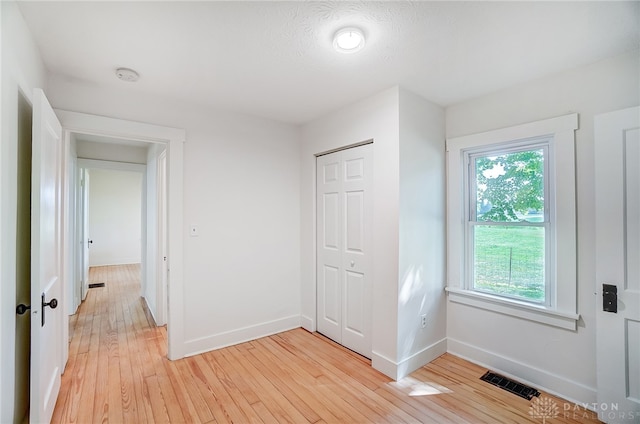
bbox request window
[446,114,579,330]
[467,142,551,305]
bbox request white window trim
[446,113,579,330]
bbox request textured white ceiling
[17,1,640,124]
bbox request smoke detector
[115,67,139,82]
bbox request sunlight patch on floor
[389,376,453,397]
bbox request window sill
[445,287,579,331]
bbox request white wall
[301,86,447,379]
[0,1,48,421]
[88,168,143,266]
[397,89,447,376]
[445,50,640,404]
[47,74,302,355]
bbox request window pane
[473,225,545,302]
[475,149,544,223]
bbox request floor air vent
[88,283,105,288]
[480,371,540,400]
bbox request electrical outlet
[421,314,427,328]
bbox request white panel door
[595,106,640,423]
[317,153,342,343]
[316,144,372,358]
[157,150,168,326]
[80,168,90,301]
[31,88,63,424]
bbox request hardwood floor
[53,264,600,423]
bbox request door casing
[56,110,186,359]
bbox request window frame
[446,114,579,330]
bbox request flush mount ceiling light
[115,67,139,82]
[333,27,366,53]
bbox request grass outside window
[472,225,545,302]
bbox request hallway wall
[88,169,143,267]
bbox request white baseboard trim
[398,338,448,380]
[183,315,301,357]
[301,315,315,332]
[447,337,597,407]
[371,351,398,379]
[372,337,448,380]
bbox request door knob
[602,283,617,313]
[41,293,58,327]
[350,261,355,267]
[16,304,31,315]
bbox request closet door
[316,144,372,358]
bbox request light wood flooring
[53,264,600,423]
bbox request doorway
[56,109,186,360]
[316,142,373,358]
[71,137,161,327]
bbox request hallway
[54,264,163,422]
[52,264,600,423]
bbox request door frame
[68,164,91,315]
[56,110,186,359]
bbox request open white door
[595,106,640,423]
[80,168,90,300]
[31,88,63,423]
[156,150,168,325]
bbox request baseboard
[447,337,597,406]
[183,315,301,357]
[301,315,315,332]
[372,337,448,380]
[89,260,141,267]
[397,338,448,380]
[371,351,398,379]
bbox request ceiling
[18,1,640,125]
